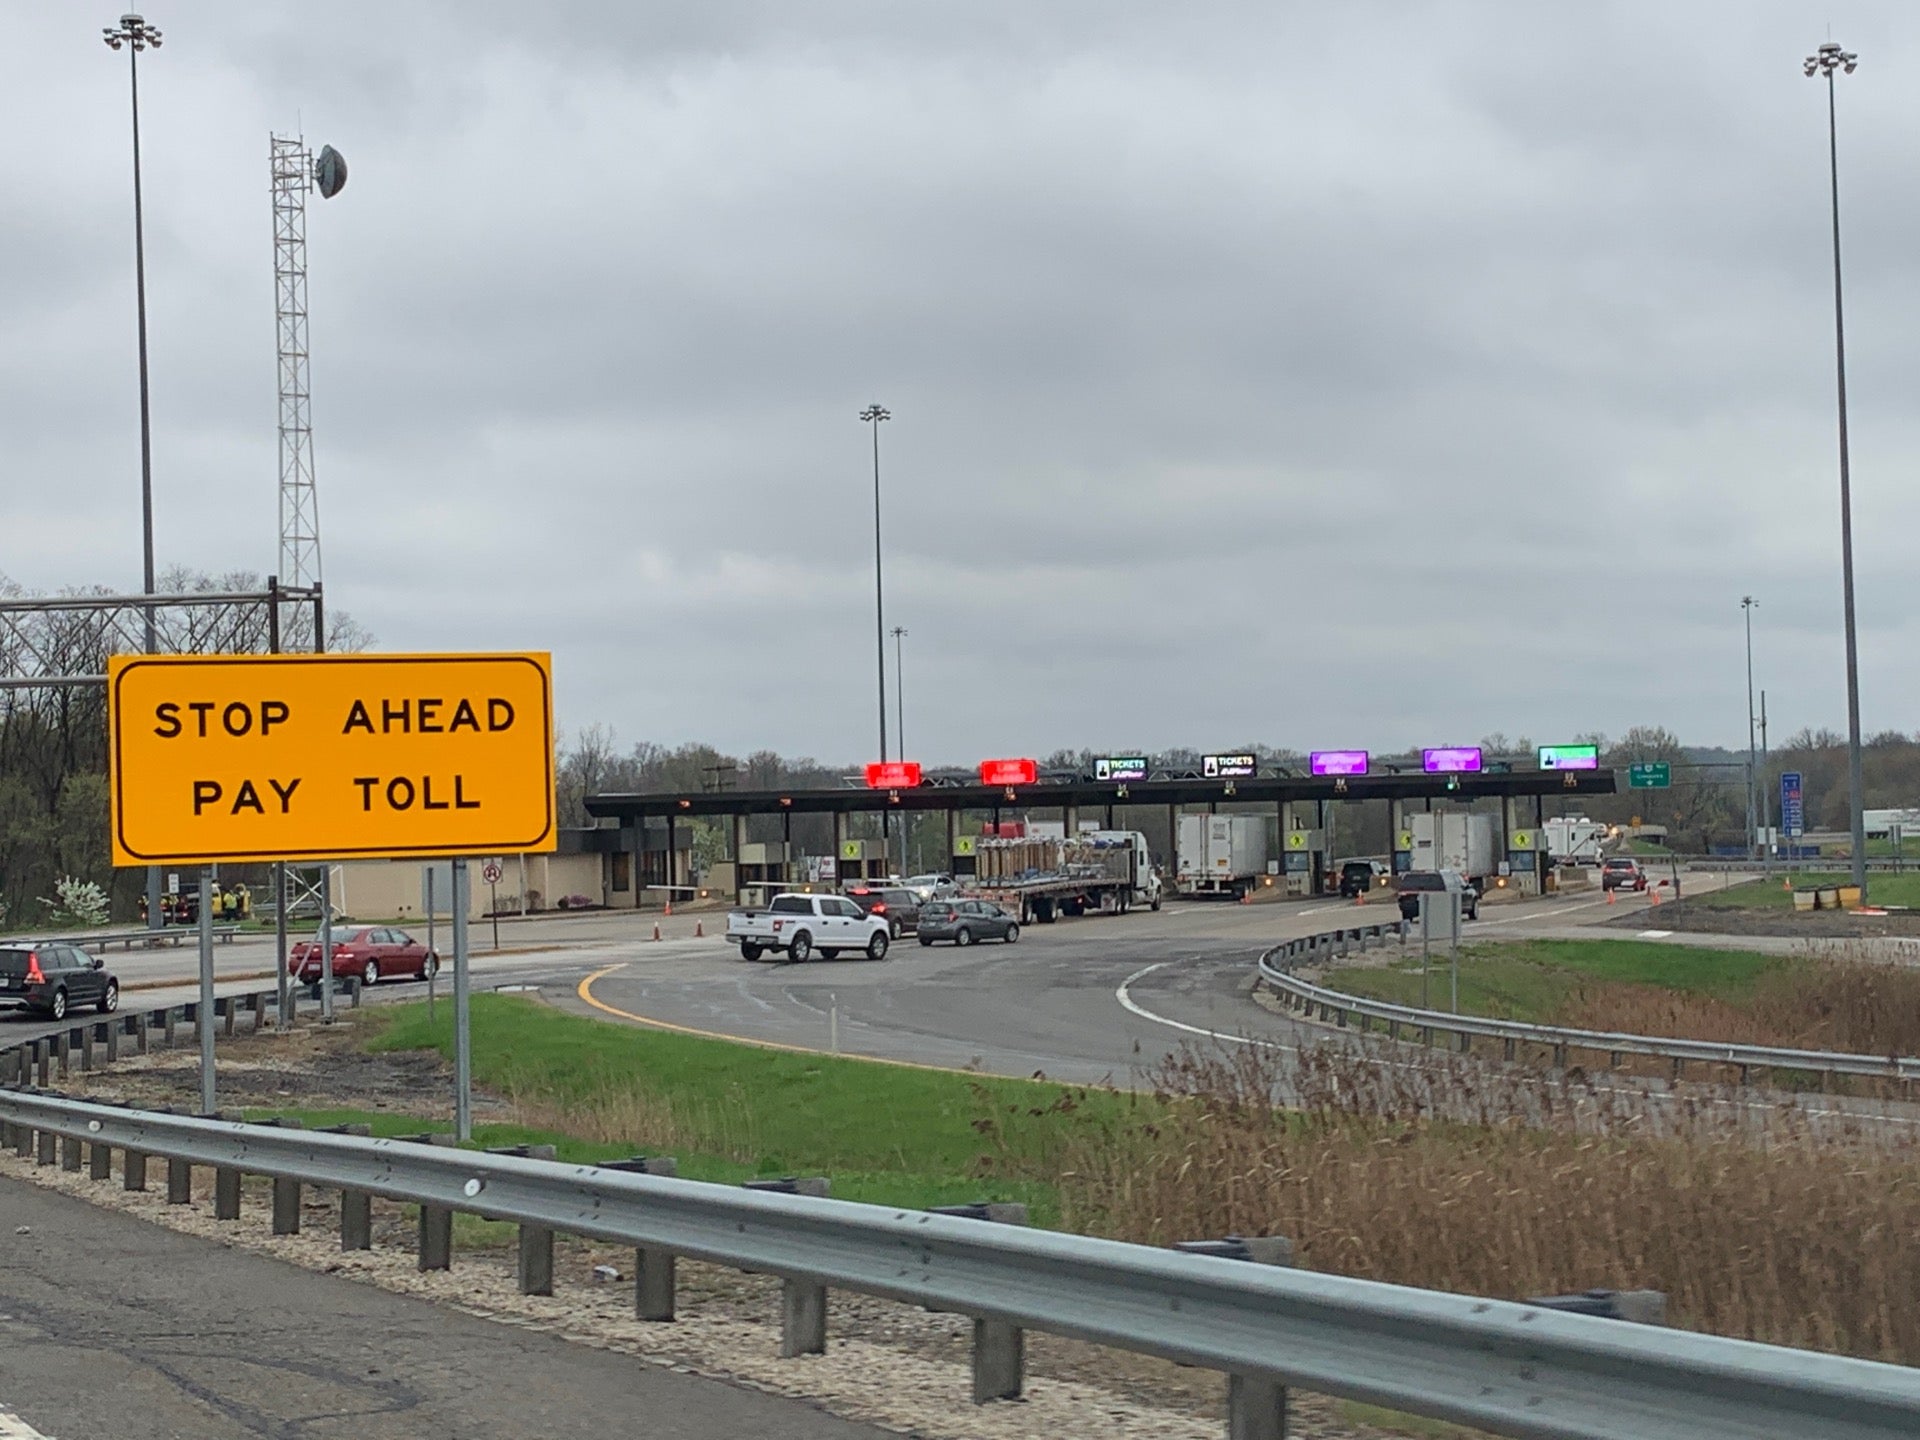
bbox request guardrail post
[124,1147,147,1191]
[133,1012,150,1055]
[34,1040,49,1087]
[216,1166,242,1220]
[34,1127,54,1166]
[53,1031,69,1077]
[273,1173,302,1234]
[159,1007,175,1048]
[931,1203,1030,1402]
[89,1138,112,1181]
[340,1189,373,1249]
[167,1156,192,1204]
[105,1017,121,1063]
[75,1026,93,1072]
[222,997,237,1038]
[60,1134,82,1171]
[780,1278,827,1358]
[597,1156,681,1320]
[1457,1032,1472,1055]
[1175,1237,1294,1440]
[418,1204,453,1270]
[250,993,267,1032]
[1553,1043,1569,1069]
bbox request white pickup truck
[727,892,891,963]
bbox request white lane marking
[1638,930,1674,939]
[1114,955,1920,1126]
[0,1410,52,1439]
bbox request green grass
[1695,873,1920,909]
[257,996,1157,1222]
[1623,839,1673,856]
[1327,939,1784,1022]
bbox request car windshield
[0,948,32,976]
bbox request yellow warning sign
[1511,830,1535,850]
[840,839,864,861]
[952,835,977,857]
[1286,831,1309,850]
[109,653,554,866]
[1397,830,1414,851]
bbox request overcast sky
[3,2,1915,767]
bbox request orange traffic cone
[1649,886,1661,907]
[694,919,704,937]
[1354,892,1365,906]
[1607,888,1616,905]
[651,921,662,941]
[664,898,673,917]
[1782,878,1792,891]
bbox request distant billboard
[1537,743,1600,771]
[1310,750,1370,776]
[1422,746,1483,774]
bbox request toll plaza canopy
[584,768,1617,821]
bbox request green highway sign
[1628,761,1671,789]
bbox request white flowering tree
[40,876,110,929]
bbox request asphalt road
[0,1176,889,1440]
[565,882,1739,1085]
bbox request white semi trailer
[1176,814,1271,898]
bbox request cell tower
[270,134,345,649]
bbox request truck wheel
[740,943,764,962]
[788,931,813,963]
[866,931,890,961]
[819,949,840,960]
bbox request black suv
[0,943,120,1021]
[1395,870,1479,922]
[1337,859,1388,898]
[844,886,922,937]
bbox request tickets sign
[108,653,555,866]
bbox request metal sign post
[318,867,335,1023]
[451,856,472,1141]
[1449,890,1462,1014]
[1420,892,1432,1008]
[425,867,437,1025]
[197,866,216,1114]
[483,859,503,950]
[274,861,290,1026]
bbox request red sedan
[289,927,439,986]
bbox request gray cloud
[3,1,1915,767]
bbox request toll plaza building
[582,769,1619,907]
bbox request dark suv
[0,943,120,1021]
[844,886,922,937]
[1337,859,1389,898]
[1396,870,1479,922]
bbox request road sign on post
[1780,772,1805,839]
[1628,762,1671,789]
[107,653,556,865]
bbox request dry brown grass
[992,1041,1920,1364]
[1553,950,1920,1057]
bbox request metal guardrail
[1257,925,1920,1083]
[0,1091,1917,1439]
[1,925,246,951]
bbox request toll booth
[1282,830,1323,897]
[838,839,891,883]
[1506,826,1542,896]
[951,834,978,878]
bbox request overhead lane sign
[1422,747,1483,774]
[1537,744,1599,771]
[864,761,922,789]
[109,653,555,866]
[979,758,1038,787]
[1202,753,1258,778]
[1093,756,1148,782]
[1310,750,1369,776]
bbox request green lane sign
[1628,761,1671,789]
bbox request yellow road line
[572,964,1006,1079]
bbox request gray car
[916,899,1020,947]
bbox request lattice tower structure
[271,134,321,649]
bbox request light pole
[891,626,907,760]
[1743,596,1758,859]
[104,11,165,932]
[1805,40,1868,894]
[860,405,891,761]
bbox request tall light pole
[1742,596,1758,860]
[891,625,908,761]
[104,11,165,933]
[860,405,891,764]
[1805,40,1868,893]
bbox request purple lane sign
[1310,750,1370,776]
[1422,746,1483,774]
